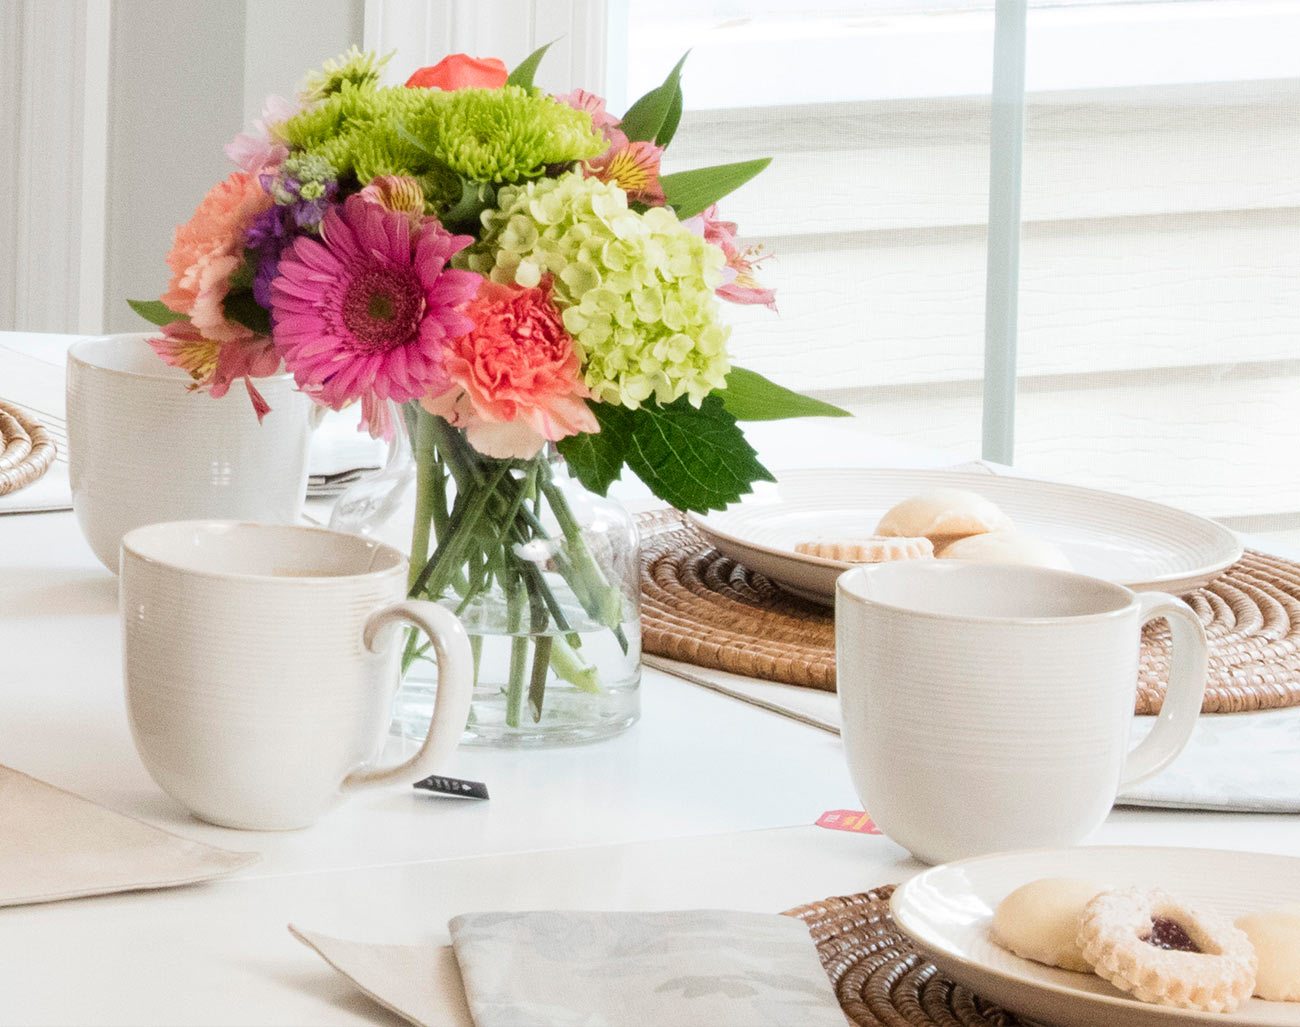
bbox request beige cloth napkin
[290,928,471,1027]
[0,766,257,905]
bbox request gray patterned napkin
[448,909,846,1027]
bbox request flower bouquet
[131,46,845,745]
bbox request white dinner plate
[689,469,1242,603]
[891,846,1300,1027]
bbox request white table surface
[2,331,1298,1026]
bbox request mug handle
[1119,592,1208,789]
[341,600,473,792]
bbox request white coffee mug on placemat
[120,521,473,830]
[68,333,312,572]
[836,562,1207,865]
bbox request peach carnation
[423,280,597,459]
[161,171,272,343]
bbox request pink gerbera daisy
[269,194,480,431]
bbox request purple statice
[245,154,340,307]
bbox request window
[626,0,1300,543]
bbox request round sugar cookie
[876,488,1012,542]
[793,536,933,563]
[1078,888,1256,1014]
[990,878,1104,973]
[1236,906,1300,1002]
[937,530,1072,571]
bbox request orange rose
[405,54,508,90]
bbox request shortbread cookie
[1078,888,1256,1013]
[876,489,1012,542]
[794,536,933,563]
[937,530,1072,571]
[1236,905,1300,1001]
[990,878,1104,972]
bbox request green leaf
[228,254,256,291]
[661,158,771,219]
[619,51,689,143]
[223,290,272,337]
[557,403,632,496]
[440,179,496,234]
[717,367,851,421]
[627,395,774,512]
[560,394,775,511]
[126,299,185,328]
[655,83,683,148]
[506,41,554,89]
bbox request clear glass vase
[330,402,641,748]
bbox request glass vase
[330,402,641,747]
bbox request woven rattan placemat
[639,511,1300,715]
[0,400,56,497]
[784,886,1034,1027]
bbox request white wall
[0,0,364,335]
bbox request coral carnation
[269,194,479,432]
[423,280,596,458]
[161,172,273,343]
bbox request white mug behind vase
[836,562,1207,865]
[121,521,474,830]
[67,333,312,571]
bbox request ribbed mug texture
[837,565,1142,864]
[121,534,406,830]
[67,335,312,571]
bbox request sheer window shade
[628,0,1300,539]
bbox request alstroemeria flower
[556,89,621,132]
[585,130,665,205]
[686,204,777,311]
[148,321,280,420]
[223,94,297,176]
[359,175,426,225]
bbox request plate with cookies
[689,469,1242,603]
[891,846,1300,1026]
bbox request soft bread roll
[1236,906,1300,1001]
[990,878,1104,972]
[876,488,1012,541]
[937,530,1072,571]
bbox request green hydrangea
[469,172,731,409]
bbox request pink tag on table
[816,810,881,834]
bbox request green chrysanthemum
[469,172,731,409]
[280,81,428,158]
[299,46,390,103]
[279,82,601,208]
[401,85,604,184]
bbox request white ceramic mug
[120,521,474,830]
[68,333,312,572]
[836,562,1207,865]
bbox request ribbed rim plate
[690,470,1242,601]
[891,846,1300,1027]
